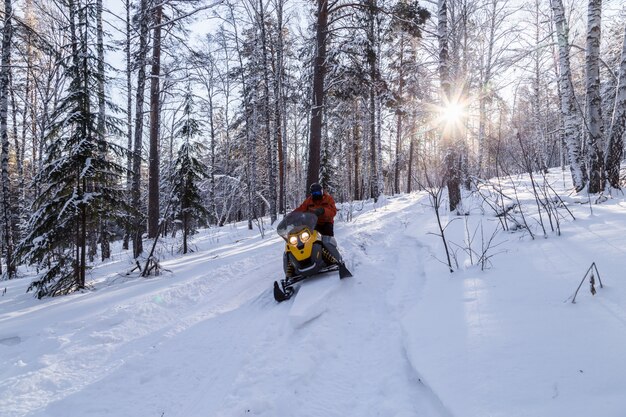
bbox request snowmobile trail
[1,193,446,417]
[8,172,626,417]
[0,228,286,417]
[287,273,341,327]
[201,194,447,417]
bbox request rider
[293,182,337,236]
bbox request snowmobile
[273,211,352,302]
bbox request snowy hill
[2,169,626,417]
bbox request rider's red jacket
[294,192,337,224]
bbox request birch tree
[584,0,603,193]
[0,0,15,278]
[551,0,587,191]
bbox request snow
[2,169,626,417]
[287,274,341,328]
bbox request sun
[426,94,469,139]
[422,90,470,141]
[441,101,465,125]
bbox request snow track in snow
[191,194,445,417]
[7,172,626,417]
[1,193,446,417]
[287,273,341,328]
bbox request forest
[0,0,625,297]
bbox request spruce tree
[17,0,129,297]
[170,89,209,254]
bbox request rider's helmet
[310,183,323,200]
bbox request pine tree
[148,1,162,239]
[170,90,209,254]
[17,0,129,297]
[306,0,328,190]
[131,0,150,258]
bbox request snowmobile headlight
[300,231,310,243]
[289,235,298,246]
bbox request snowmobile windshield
[277,211,317,240]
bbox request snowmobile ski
[274,281,292,302]
[274,263,352,302]
[339,263,353,279]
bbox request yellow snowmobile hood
[285,228,320,261]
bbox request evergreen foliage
[170,89,210,254]
[16,0,129,297]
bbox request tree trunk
[369,89,377,200]
[274,0,286,215]
[367,0,379,201]
[81,2,90,287]
[257,0,277,224]
[438,0,461,211]
[208,83,217,226]
[227,2,256,229]
[80,189,87,288]
[377,100,384,195]
[307,0,328,190]
[148,4,162,238]
[10,71,21,248]
[605,26,626,188]
[276,104,285,213]
[182,194,188,254]
[551,0,587,191]
[132,0,150,258]
[407,118,416,193]
[0,0,15,278]
[353,100,361,201]
[478,0,497,175]
[394,33,405,195]
[394,108,402,195]
[96,0,110,260]
[123,0,133,251]
[69,0,86,288]
[532,0,545,173]
[438,0,451,98]
[585,0,603,193]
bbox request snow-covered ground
[2,169,626,417]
